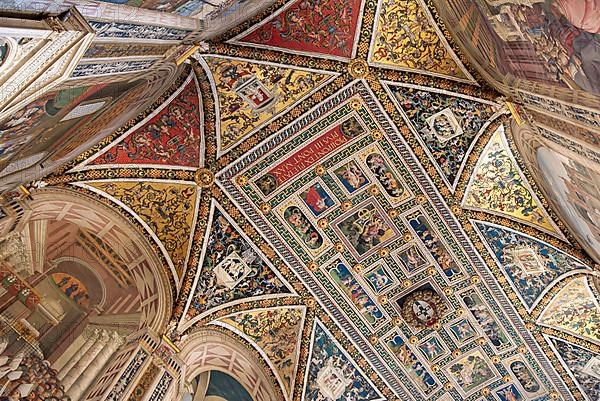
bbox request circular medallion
[348,59,369,78]
[195,168,214,188]
[400,289,447,329]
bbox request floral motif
[464,127,557,233]
[370,0,466,79]
[219,307,305,398]
[91,78,201,167]
[89,181,197,276]
[475,221,589,310]
[391,85,498,186]
[202,56,332,152]
[240,0,362,59]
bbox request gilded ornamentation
[369,0,468,80]
[87,181,197,277]
[217,306,306,400]
[195,168,214,188]
[200,55,334,153]
[463,126,558,235]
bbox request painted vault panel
[217,80,569,400]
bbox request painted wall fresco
[98,0,196,12]
[463,126,558,234]
[51,273,90,308]
[89,76,202,168]
[550,337,600,401]
[0,79,142,175]
[97,0,261,18]
[90,21,190,41]
[388,83,500,187]
[536,145,600,262]
[217,307,305,399]
[237,0,363,59]
[86,180,197,277]
[539,276,600,344]
[83,43,172,59]
[370,0,470,80]
[200,55,335,154]
[304,321,383,401]
[204,370,254,401]
[435,0,600,94]
[473,221,589,310]
[71,60,156,78]
[185,204,292,319]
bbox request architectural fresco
[216,306,305,399]
[536,145,600,262]
[387,83,501,187]
[539,276,600,344]
[199,55,335,154]
[236,0,363,59]
[370,0,471,80]
[84,180,198,278]
[0,79,142,175]
[474,221,590,310]
[88,75,202,168]
[435,0,600,95]
[463,126,559,235]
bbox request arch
[512,119,600,264]
[51,257,107,310]
[27,186,172,333]
[176,328,280,401]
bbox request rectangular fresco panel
[327,260,385,328]
[334,201,399,261]
[385,332,438,395]
[445,348,497,396]
[407,211,462,280]
[460,289,511,351]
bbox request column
[67,331,123,401]
[61,329,106,391]
[57,329,97,380]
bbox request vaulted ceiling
[3,0,600,400]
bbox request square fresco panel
[334,200,400,261]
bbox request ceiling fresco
[33,0,600,400]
